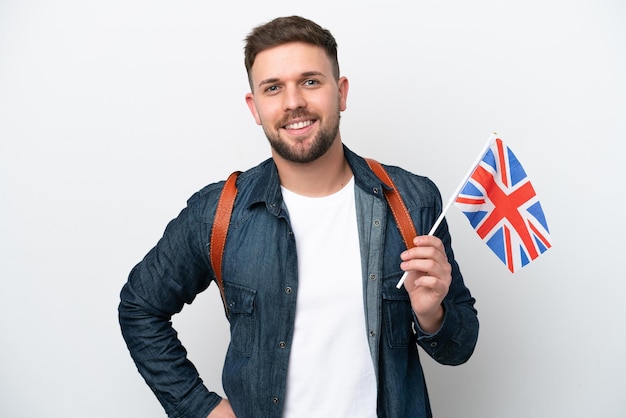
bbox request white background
[1,1,625,417]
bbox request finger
[401,246,441,264]
[401,257,440,276]
[412,273,449,294]
[411,235,445,251]
[402,239,447,263]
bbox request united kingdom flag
[454,137,552,272]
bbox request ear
[245,92,262,125]
[337,76,349,111]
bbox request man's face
[245,42,348,164]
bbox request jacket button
[279,341,286,349]
[272,397,279,404]
[285,287,292,294]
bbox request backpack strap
[209,170,241,317]
[365,158,418,250]
[209,159,418,317]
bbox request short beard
[265,112,341,164]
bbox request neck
[274,140,352,197]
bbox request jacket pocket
[223,282,256,357]
[382,274,414,348]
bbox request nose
[282,86,306,111]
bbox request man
[119,15,479,418]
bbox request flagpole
[396,132,498,289]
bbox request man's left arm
[401,229,479,365]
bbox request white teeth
[285,120,313,130]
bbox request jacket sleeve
[118,198,223,417]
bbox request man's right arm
[118,203,223,417]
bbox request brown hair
[244,16,340,90]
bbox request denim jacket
[119,146,479,418]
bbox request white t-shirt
[281,177,377,418]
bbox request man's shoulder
[381,163,435,185]
[185,158,275,212]
[378,163,442,209]
[345,146,436,188]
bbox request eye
[264,85,280,94]
[303,79,319,87]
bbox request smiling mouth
[284,120,314,130]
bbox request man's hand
[400,235,452,334]
[207,399,236,418]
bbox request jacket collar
[238,144,387,216]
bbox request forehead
[250,42,333,85]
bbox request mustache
[277,110,317,126]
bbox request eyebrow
[257,77,280,89]
[257,71,327,89]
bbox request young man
[119,15,479,418]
